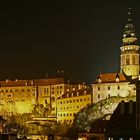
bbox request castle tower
[120,8,139,79]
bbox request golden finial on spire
[128,7,132,22]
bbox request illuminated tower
[120,8,139,79]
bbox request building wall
[92,82,135,103]
[57,93,91,124]
[0,86,37,115]
[0,79,87,117]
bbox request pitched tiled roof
[58,87,92,99]
[0,78,65,87]
[94,73,128,83]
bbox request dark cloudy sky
[0,0,139,83]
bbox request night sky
[0,0,139,84]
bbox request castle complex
[0,8,139,124]
[92,8,138,103]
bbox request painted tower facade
[120,8,139,79]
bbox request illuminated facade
[0,78,86,116]
[92,73,135,103]
[57,87,92,124]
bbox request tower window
[132,55,136,64]
[126,55,130,65]
[98,87,100,91]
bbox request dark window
[27,89,30,92]
[108,86,110,90]
[98,95,100,99]
[126,55,130,65]
[7,94,12,97]
[98,87,100,91]
[118,86,120,90]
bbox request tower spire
[123,7,136,44]
[128,7,132,23]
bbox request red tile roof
[58,87,92,99]
[94,73,128,83]
[0,78,65,87]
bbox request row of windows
[58,120,73,123]
[39,90,63,96]
[58,112,76,117]
[1,93,36,98]
[58,98,90,104]
[58,105,84,110]
[98,86,120,91]
[51,86,63,90]
[0,88,36,93]
[98,94,111,99]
